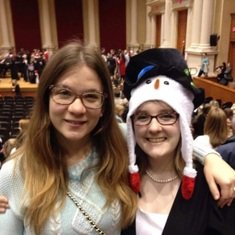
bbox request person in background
[0,120,30,170]
[191,102,211,139]
[0,41,137,234]
[34,53,46,80]
[217,115,235,169]
[223,108,234,138]
[194,107,228,149]
[106,52,116,77]
[28,61,36,84]
[215,62,226,81]
[115,103,125,123]
[224,62,233,83]
[10,54,20,81]
[197,53,209,77]
[124,49,130,67]
[9,119,30,155]
[100,47,107,63]
[12,79,22,97]
[121,48,227,234]
[216,115,235,235]
[230,103,235,116]
[22,54,29,82]
[43,48,49,62]
[2,138,16,160]
[116,51,126,80]
[216,62,233,86]
[209,99,220,108]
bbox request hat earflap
[127,117,140,193]
[180,115,197,199]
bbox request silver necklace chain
[146,170,179,183]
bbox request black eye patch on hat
[123,48,204,108]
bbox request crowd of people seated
[191,97,235,232]
[215,62,233,86]
[192,97,235,140]
[99,47,139,123]
[192,97,235,233]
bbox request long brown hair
[204,107,228,148]
[15,41,137,234]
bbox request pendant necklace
[146,170,179,183]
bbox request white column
[161,0,172,47]
[144,5,152,49]
[199,0,214,49]
[0,0,11,53]
[160,14,165,46]
[87,0,97,46]
[38,0,56,56]
[171,10,177,47]
[185,6,192,51]
[41,0,53,47]
[129,0,139,49]
[186,0,217,76]
[150,13,156,48]
[189,0,203,49]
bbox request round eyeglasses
[49,85,107,109]
[132,112,179,126]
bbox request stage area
[0,77,37,97]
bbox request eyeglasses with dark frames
[49,85,107,109]
[132,112,179,126]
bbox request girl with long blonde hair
[0,41,137,234]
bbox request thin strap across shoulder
[66,190,107,235]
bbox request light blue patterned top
[0,149,122,234]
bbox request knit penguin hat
[123,48,204,200]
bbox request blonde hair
[209,99,219,108]
[15,41,137,234]
[3,138,16,159]
[204,107,228,148]
[19,119,30,131]
[115,103,125,115]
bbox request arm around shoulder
[193,141,235,206]
[0,159,24,233]
[193,140,221,165]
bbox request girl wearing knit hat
[122,48,227,234]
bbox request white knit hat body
[126,76,197,180]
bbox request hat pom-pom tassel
[181,175,195,200]
[130,172,140,193]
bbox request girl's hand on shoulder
[204,154,235,208]
[0,195,9,213]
